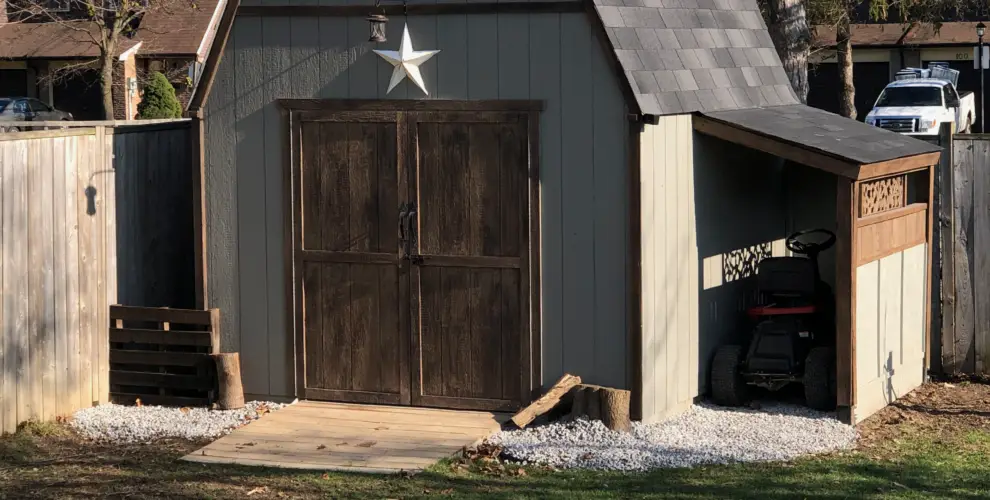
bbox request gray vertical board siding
[528,13,562,388]
[235,16,270,394]
[591,27,627,389]
[206,12,629,397]
[558,14,598,384]
[206,20,240,353]
[436,15,468,99]
[264,17,294,396]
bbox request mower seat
[757,257,816,298]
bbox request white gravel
[488,402,857,471]
[70,401,291,443]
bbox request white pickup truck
[865,64,975,136]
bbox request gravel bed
[71,401,291,443]
[488,402,857,471]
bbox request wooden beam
[237,1,585,17]
[858,152,941,180]
[692,115,861,179]
[627,120,643,421]
[834,177,857,415]
[510,374,581,429]
[854,202,928,228]
[924,163,936,375]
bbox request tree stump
[600,388,631,432]
[212,353,245,410]
[584,386,603,421]
[568,384,631,432]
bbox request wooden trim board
[627,118,643,420]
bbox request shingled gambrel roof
[591,0,801,115]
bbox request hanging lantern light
[367,12,388,43]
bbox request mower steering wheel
[786,228,836,256]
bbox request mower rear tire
[711,345,748,407]
[804,347,836,411]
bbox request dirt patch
[857,381,990,455]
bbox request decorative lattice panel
[722,242,772,283]
[860,176,906,217]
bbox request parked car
[865,63,975,136]
[0,98,74,132]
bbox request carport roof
[694,104,943,179]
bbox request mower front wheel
[711,345,749,407]
[804,347,837,411]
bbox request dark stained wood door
[294,113,410,405]
[287,102,539,412]
[407,112,532,411]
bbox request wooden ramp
[183,401,507,473]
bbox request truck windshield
[875,87,942,107]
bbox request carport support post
[834,177,858,423]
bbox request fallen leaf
[356,441,377,448]
[516,468,527,476]
[581,452,593,460]
[241,442,257,447]
[246,486,267,496]
[135,398,142,407]
[317,444,327,450]
[439,489,454,495]
[321,473,329,480]
[180,407,191,414]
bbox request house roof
[591,0,800,116]
[0,22,141,59]
[0,0,222,60]
[695,104,942,177]
[813,22,983,48]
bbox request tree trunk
[766,0,810,103]
[212,353,245,410]
[99,49,115,120]
[837,16,856,119]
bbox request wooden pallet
[109,305,220,407]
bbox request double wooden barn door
[286,101,540,412]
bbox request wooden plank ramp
[183,402,508,473]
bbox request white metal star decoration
[373,23,440,95]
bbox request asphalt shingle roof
[703,104,942,165]
[592,0,801,115]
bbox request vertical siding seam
[555,13,564,377]
[231,26,242,354]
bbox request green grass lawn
[1,422,988,499]
[2,382,990,499]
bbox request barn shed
[187,0,941,423]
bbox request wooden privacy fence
[0,127,115,434]
[939,133,990,375]
[0,120,195,433]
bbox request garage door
[0,70,27,97]
[808,62,889,121]
[290,105,535,412]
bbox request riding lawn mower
[710,229,838,411]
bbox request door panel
[410,113,529,411]
[297,118,406,404]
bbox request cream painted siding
[639,115,699,422]
[854,244,927,423]
[204,12,629,398]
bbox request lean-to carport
[692,104,942,423]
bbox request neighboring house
[810,22,986,125]
[187,0,939,425]
[0,0,227,120]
